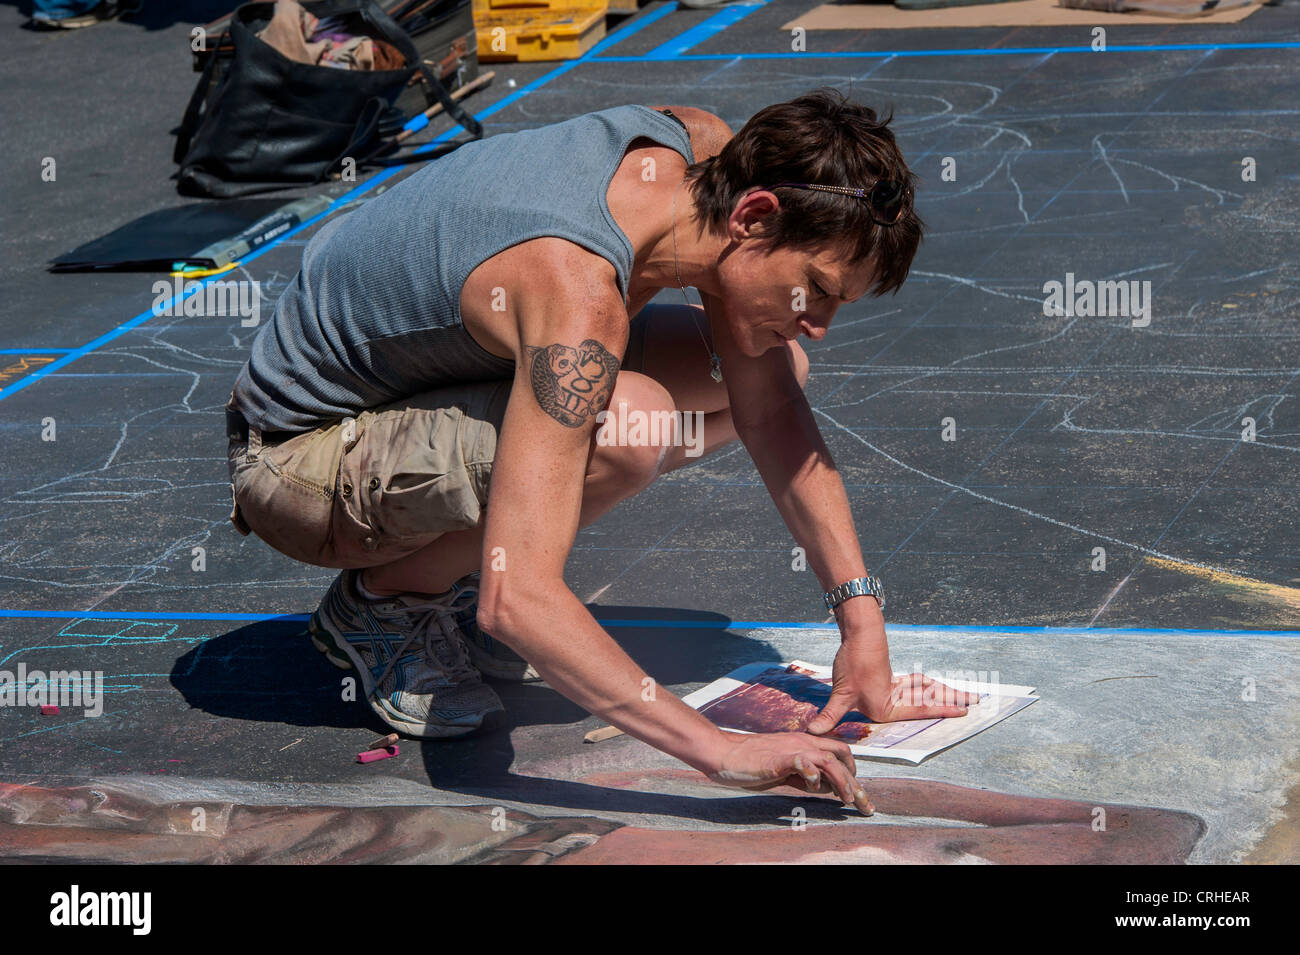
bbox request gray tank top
[231,104,696,431]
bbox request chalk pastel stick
[40,705,59,715]
[356,745,399,764]
[367,733,399,750]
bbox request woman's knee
[590,371,678,489]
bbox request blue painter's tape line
[587,0,683,56]
[593,41,1300,63]
[0,310,183,402]
[0,609,310,623]
[885,623,1300,639]
[593,620,1300,637]
[646,1,765,58]
[0,609,1295,638]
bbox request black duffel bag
[174,0,482,198]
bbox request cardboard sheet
[784,0,1261,32]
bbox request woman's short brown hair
[684,87,923,296]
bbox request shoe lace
[373,587,479,690]
[420,593,479,683]
[451,576,480,624]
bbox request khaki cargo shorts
[226,380,513,569]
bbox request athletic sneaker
[31,1,142,30]
[308,569,504,738]
[451,572,542,682]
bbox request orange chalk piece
[367,733,399,750]
[356,745,399,764]
[40,705,59,715]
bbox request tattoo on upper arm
[525,339,620,428]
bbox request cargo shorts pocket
[258,419,349,499]
[230,421,350,566]
[341,398,495,547]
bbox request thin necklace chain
[672,179,723,383]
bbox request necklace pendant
[709,354,723,383]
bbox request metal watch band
[824,575,885,612]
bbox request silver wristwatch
[824,575,885,612]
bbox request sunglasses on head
[767,179,910,226]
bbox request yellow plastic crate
[476,0,601,10]
[473,0,607,62]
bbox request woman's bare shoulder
[647,105,733,161]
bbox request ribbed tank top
[230,104,696,431]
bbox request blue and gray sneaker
[450,572,542,682]
[308,569,505,738]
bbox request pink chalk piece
[40,705,59,716]
[355,745,399,764]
